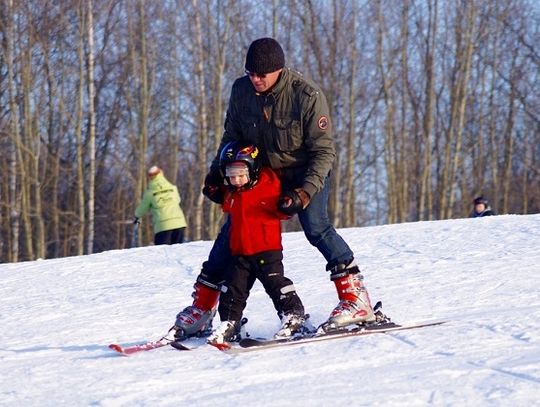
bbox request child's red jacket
[222,167,287,256]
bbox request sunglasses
[245,70,267,79]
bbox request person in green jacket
[134,166,187,245]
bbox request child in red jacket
[207,142,306,345]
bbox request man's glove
[205,169,223,186]
[202,170,224,204]
[202,184,224,204]
[278,188,311,216]
[133,217,140,225]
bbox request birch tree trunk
[76,2,86,255]
[418,0,438,221]
[20,41,35,260]
[343,4,358,226]
[4,0,21,262]
[439,2,476,219]
[376,0,398,224]
[191,0,209,242]
[86,0,97,254]
[397,0,410,222]
[206,2,231,239]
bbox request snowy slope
[1,214,539,406]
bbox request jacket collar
[269,67,289,96]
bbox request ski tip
[170,341,191,351]
[209,342,232,351]
[108,343,127,355]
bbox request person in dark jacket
[206,142,305,345]
[173,37,375,340]
[471,196,495,218]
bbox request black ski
[225,320,447,353]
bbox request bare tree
[2,0,21,262]
[190,0,210,241]
[1,0,539,262]
[418,0,438,221]
[85,0,97,254]
[75,2,86,255]
[438,1,476,219]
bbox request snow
[1,214,539,406]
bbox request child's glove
[202,171,224,204]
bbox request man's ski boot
[319,260,376,333]
[173,280,220,341]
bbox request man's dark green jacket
[211,68,335,198]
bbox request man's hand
[202,184,224,204]
[205,169,223,187]
[278,188,311,215]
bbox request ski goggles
[225,163,249,177]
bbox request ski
[170,340,194,351]
[110,332,222,355]
[208,342,232,351]
[109,326,184,356]
[108,338,173,355]
[109,335,210,354]
[183,317,249,352]
[223,320,447,354]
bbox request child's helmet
[219,141,261,187]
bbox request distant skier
[134,166,187,245]
[471,196,495,218]
[206,142,306,345]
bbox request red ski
[108,338,172,356]
[207,342,232,351]
[109,327,180,356]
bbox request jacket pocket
[274,117,302,152]
[239,113,260,144]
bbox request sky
[1,214,539,406]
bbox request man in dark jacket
[173,38,375,339]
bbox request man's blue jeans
[297,176,354,269]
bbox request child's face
[226,162,250,188]
[229,173,250,188]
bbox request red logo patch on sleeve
[318,116,328,130]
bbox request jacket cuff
[302,182,317,199]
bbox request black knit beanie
[245,38,285,74]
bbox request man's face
[246,68,283,93]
